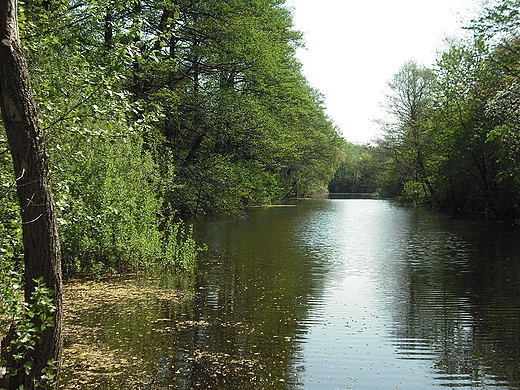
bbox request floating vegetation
[59,275,192,389]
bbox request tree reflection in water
[60,200,520,389]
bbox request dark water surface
[67,199,520,389]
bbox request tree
[0,0,62,388]
[131,0,342,213]
[432,39,501,214]
[378,61,437,205]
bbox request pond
[61,199,520,389]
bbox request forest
[2,0,520,388]
[332,1,520,220]
[1,0,344,274]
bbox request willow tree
[0,0,62,388]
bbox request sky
[284,0,481,144]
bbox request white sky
[284,0,481,144]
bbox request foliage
[376,61,438,206]
[156,220,206,273]
[0,0,343,276]
[54,132,164,275]
[364,2,520,218]
[328,142,380,194]
[0,276,58,388]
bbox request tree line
[332,0,520,220]
[0,0,342,387]
[1,0,343,275]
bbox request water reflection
[180,204,325,389]
[187,200,520,389]
[380,213,520,388]
[61,199,520,389]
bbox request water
[62,199,520,389]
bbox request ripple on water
[183,199,520,390]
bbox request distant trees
[144,0,343,213]
[40,0,342,216]
[429,39,504,215]
[328,142,380,194]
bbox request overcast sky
[284,0,481,144]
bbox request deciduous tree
[0,0,62,388]
[378,61,437,205]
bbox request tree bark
[0,0,63,388]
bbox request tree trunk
[0,0,63,388]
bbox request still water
[65,199,520,389]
